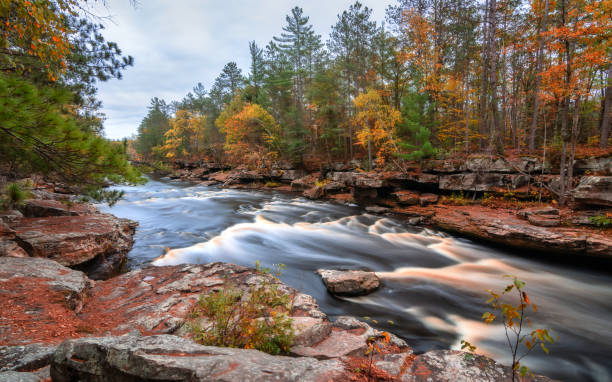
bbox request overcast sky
[92,0,394,140]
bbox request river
[100,176,612,382]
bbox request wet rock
[199,180,219,186]
[365,206,390,214]
[22,199,98,218]
[393,191,420,205]
[517,206,559,219]
[0,343,56,372]
[317,269,381,296]
[572,176,612,207]
[50,335,345,382]
[419,193,439,205]
[12,214,137,279]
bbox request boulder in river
[317,269,381,296]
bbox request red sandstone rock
[12,213,137,279]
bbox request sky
[92,0,395,140]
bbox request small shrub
[590,214,612,228]
[2,183,29,210]
[440,191,471,206]
[474,276,556,381]
[188,263,294,355]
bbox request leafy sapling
[482,276,556,381]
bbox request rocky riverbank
[166,155,612,258]
[0,256,556,381]
[0,189,137,280]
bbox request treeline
[0,0,141,192]
[135,0,611,179]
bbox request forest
[0,0,141,195]
[134,0,612,206]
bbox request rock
[527,214,560,227]
[12,214,137,279]
[0,343,56,372]
[572,176,612,206]
[291,317,332,347]
[0,257,91,346]
[50,335,345,382]
[0,210,23,225]
[291,175,317,192]
[279,169,305,182]
[0,371,41,382]
[0,240,28,257]
[317,269,381,296]
[292,316,406,359]
[365,206,389,214]
[393,191,420,205]
[517,206,559,219]
[390,350,555,382]
[322,181,346,193]
[22,199,98,218]
[422,160,463,173]
[432,205,612,257]
[419,193,439,205]
[354,174,384,189]
[439,173,529,192]
[574,156,612,175]
[199,180,219,186]
[303,186,324,200]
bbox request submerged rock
[317,269,381,296]
[51,335,345,382]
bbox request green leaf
[540,343,550,355]
[519,366,530,377]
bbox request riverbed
[100,176,612,382]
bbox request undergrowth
[188,262,294,355]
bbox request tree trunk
[566,97,581,194]
[528,0,550,152]
[600,54,612,148]
[478,0,490,151]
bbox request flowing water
[100,176,612,382]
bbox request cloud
[93,0,392,139]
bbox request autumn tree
[352,89,402,169]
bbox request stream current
[100,176,612,382]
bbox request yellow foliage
[352,89,402,166]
